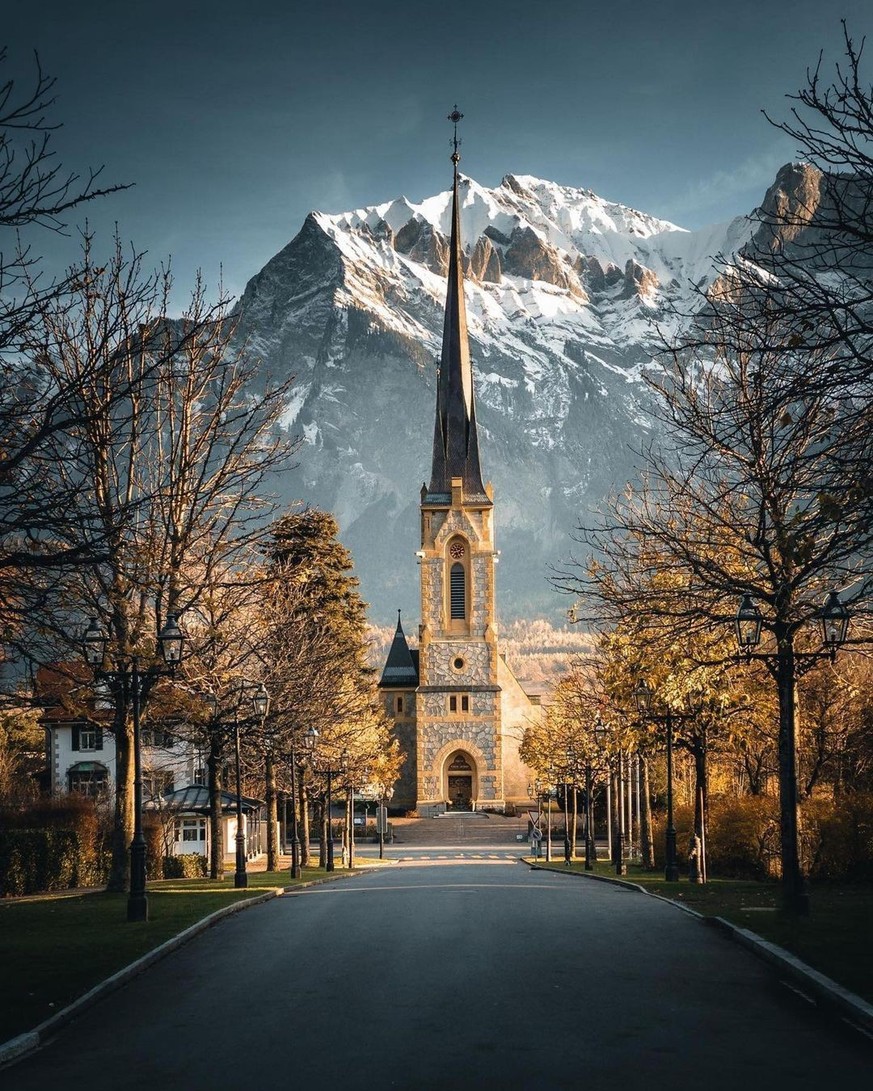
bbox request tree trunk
[571,788,578,858]
[319,798,327,869]
[692,733,708,884]
[299,781,311,867]
[207,733,224,880]
[107,718,134,892]
[265,751,278,872]
[640,755,655,869]
[776,635,807,914]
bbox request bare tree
[10,233,298,890]
[0,50,129,634]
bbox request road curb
[0,888,282,1069]
[522,858,873,1037]
[706,916,873,1036]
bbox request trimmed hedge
[161,853,208,879]
[0,828,81,896]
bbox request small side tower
[378,611,419,807]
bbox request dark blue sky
[4,1,869,307]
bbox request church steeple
[427,107,488,502]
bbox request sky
[3,0,869,308]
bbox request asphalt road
[6,856,871,1090]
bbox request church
[379,117,539,815]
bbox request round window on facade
[452,656,465,671]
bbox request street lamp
[820,590,850,658]
[304,727,345,872]
[634,677,680,883]
[562,749,575,867]
[544,779,555,862]
[288,730,303,880]
[81,613,185,922]
[231,683,270,889]
[733,589,850,914]
[735,594,763,658]
[377,785,394,860]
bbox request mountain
[234,169,779,625]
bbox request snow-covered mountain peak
[233,166,792,621]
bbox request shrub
[0,828,80,895]
[145,819,164,880]
[0,796,102,879]
[805,793,873,882]
[706,795,780,880]
[161,854,208,879]
[651,796,780,880]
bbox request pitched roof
[379,612,419,688]
[157,785,262,813]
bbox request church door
[446,751,475,810]
[447,775,473,811]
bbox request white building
[39,666,263,860]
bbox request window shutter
[71,724,80,751]
[95,728,103,751]
[450,564,466,619]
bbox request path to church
[6,816,870,1090]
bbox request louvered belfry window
[450,563,466,619]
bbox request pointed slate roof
[379,611,419,688]
[427,132,488,503]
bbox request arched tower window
[446,536,469,626]
[450,564,466,619]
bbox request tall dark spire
[427,106,488,501]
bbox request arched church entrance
[445,750,476,811]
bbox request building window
[449,695,457,713]
[461,695,470,712]
[68,763,109,798]
[448,694,470,715]
[450,563,466,619]
[192,765,206,787]
[176,818,206,843]
[396,696,404,714]
[79,727,98,751]
[141,728,174,748]
[143,770,175,801]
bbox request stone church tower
[380,114,537,814]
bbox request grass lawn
[0,866,340,1044]
[532,858,873,1005]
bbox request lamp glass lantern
[252,683,270,719]
[820,591,850,653]
[735,594,763,653]
[157,613,185,666]
[82,618,108,668]
[304,726,319,757]
[633,678,653,717]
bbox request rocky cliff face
[234,167,815,625]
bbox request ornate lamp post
[378,785,394,860]
[82,613,185,922]
[733,589,850,915]
[544,779,555,862]
[562,748,576,866]
[231,683,270,889]
[633,678,681,882]
[304,727,346,872]
[288,729,302,879]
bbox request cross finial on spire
[448,105,463,167]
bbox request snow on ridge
[303,172,757,379]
